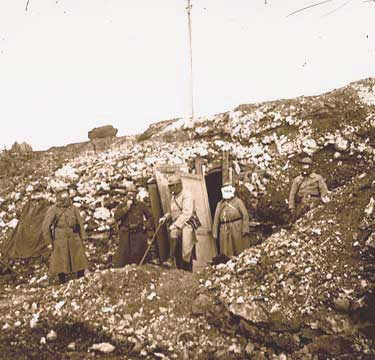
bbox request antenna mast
[187,0,194,121]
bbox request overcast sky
[0,0,374,150]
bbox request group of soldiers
[42,155,329,285]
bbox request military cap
[127,183,137,192]
[221,181,233,188]
[168,173,182,185]
[300,157,313,165]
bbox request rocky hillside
[0,77,374,359]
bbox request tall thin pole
[187,0,194,121]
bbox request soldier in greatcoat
[43,188,89,284]
[212,182,250,257]
[114,184,155,266]
[289,157,330,219]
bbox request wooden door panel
[181,174,218,270]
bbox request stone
[267,310,301,332]
[214,350,228,360]
[47,330,57,341]
[308,335,353,356]
[88,125,118,140]
[90,342,116,353]
[191,294,214,315]
[229,301,268,323]
[271,333,300,352]
[245,342,255,355]
[252,350,266,360]
[10,141,33,154]
[239,319,265,342]
[333,296,350,312]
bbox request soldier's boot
[161,257,176,269]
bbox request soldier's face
[302,164,312,176]
[169,183,182,195]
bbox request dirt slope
[0,77,374,359]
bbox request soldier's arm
[236,198,250,235]
[289,177,300,210]
[114,202,130,221]
[212,201,222,240]
[74,207,88,241]
[140,202,155,237]
[42,205,56,244]
[317,175,329,199]
[173,193,194,229]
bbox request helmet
[221,181,233,188]
[127,183,137,192]
[300,157,313,165]
[168,174,182,185]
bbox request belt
[301,194,320,199]
[220,217,242,225]
[120,225,144,232]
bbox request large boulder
[88,125,118,140]
[10,141,33,154]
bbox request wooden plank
[181,174,218,272]
[155,170,171,215]
[194,155,203,175]
[148,183,170,263]
[222,150,230,185]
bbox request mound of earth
[0,77,374,359]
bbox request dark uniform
[289,157,329,219]
[114,200,155,266]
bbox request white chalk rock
[93,207,111,221]
[90,342,116,353]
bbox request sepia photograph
[0,1,374,359]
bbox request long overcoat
[43,204,89,275]
[170,190,197,263]
[114,201,154,266]
[212,196,250,257]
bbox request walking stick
[139,221,164,266]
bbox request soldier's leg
[76,270,84,279]
[58,273,66,284]
[170,227,182,265]
[174,236,183,270]
[115,229,130,267]
[169,235,177,258]
[132,231,148,265]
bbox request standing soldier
[114,184,155,267]
[212,182,250,257]
[160,174,197,271]
[289,157,330,219]
[43,188,89,285]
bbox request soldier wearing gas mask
[212,182,250,257]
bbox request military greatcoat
[212,196,250,257]
[114,201,154,266]
[169,190,197,266]
[43,204,89,275]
